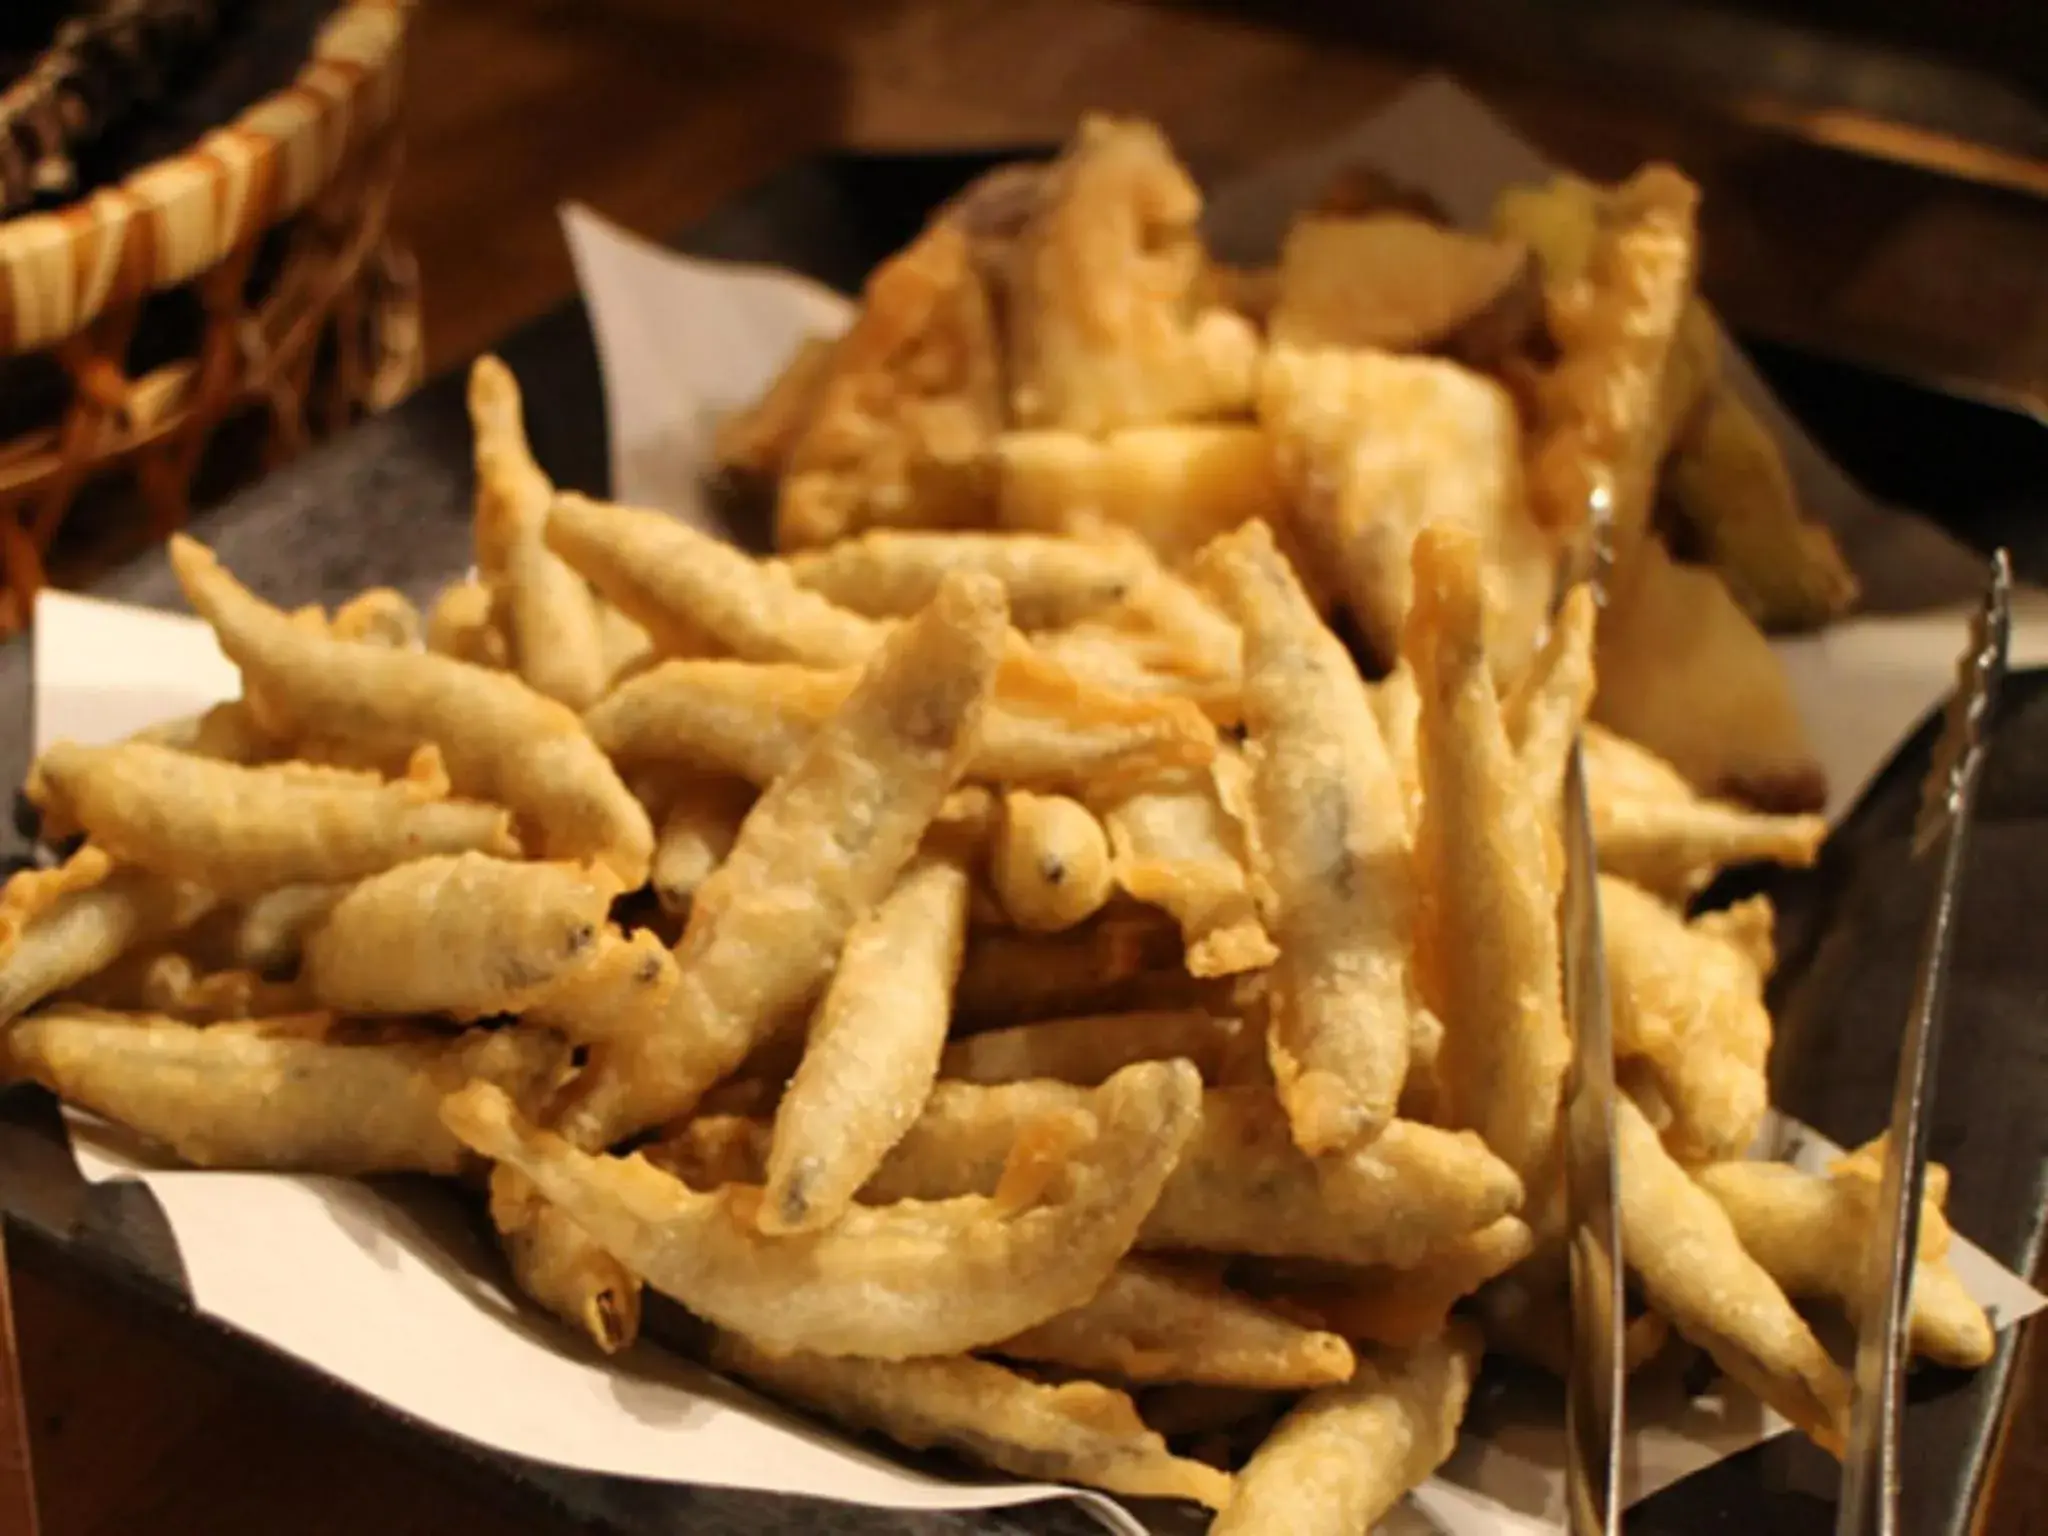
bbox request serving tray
[0,149,2043,1536]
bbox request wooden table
[10,2,2046,1532]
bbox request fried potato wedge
[1601,877,1772,1165]
[713,1334,1234,1510]
[0,850,213,1025]
[301,854,610,1018]
[1214,1323,1481,1536]
[1617,1097,1851,1452]
[468,356,609,708]
[778,220,1004,549]
[990,791,1114,933]
[7,1008,567,1174]
[994,424,1287,563]
[445,1058,1202,1359]
[1700,1146,1993,1369]
[1593,536,1825,812]
[1258,344,1553,680]
[31,741,516,896]
[548,492,884,665]
[559,574,1005,1148]
[998,1257,1356,1389]
[783,530,1151,630]
[1272,214,1538,360]
[169,536,652,885]
[1408,525,1572,1188]
[1006,115,1258,433]
[1203,520,1414,1154]
[762,854,970,1234]
[939,1009,1262,1088]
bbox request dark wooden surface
[9,2,2048,1533]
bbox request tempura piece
[71,951,305,1023]
[1204,519,1412,1155]
[1600,877,1771,1165]
[940,1009,1261,1088]
[995,424,1287,563]
[1666,387,1859,631]
[490,1165,641,1354]
[1475,1275,1673,1379]
[713,1334,1233,1510]
[1506,583,1598,813]
[523,925,677,1049]
[1700,1145,1994,1369]
[1251,1216,1535,1348]
[1005,115,1258,433]
[1594,788,1826,903]
[762,854,970,1234]
[1258,344,1553,680]
[169,535,653,885]
[329,588,422,650]
[1616,1097,1851,1452]
[990,791,1113,933]
[445,1059,1201,1359]
[997,1258,1356,1389]
[1407,524,1572,1187]
[0,850,213,1024]
[777,220,1003,550]
[1518,165,1698,572]
[188,881,345,976]
[783,530,1150,630]
[1593,535,1825,812]
[468,356,609,708]
[549,492,884,665]
[1214,1324,1481,1536]
[651,777,753,915]
[6,1008,567,1174]
[31,741,517,896]
[713,332,841,483]
[301,854,610,1018]
[1100,759,1276,978]
[863,1082,1523,1269]
[558,574,1006,1148]
[110,700,283,765]
[952,916,1210,1029]
[425,577,510,670]
[589,657,1212,795]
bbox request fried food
[558,574,1005,1148]
[713,1333,1233,1510]
[1407,524,1571,1188]
[650,777,753,916]
[424,577,510,670]
[489,1165,641,1354]
[1700,1143,1994,1369]
[1006,115,1258,432]
[939,1009,1261,1088]
[301,854,610,1018]
[714,333,841,484]
[762,854,970,1233]
[0,849,214,1025]
[1592,535,1826,812]
[1213,1323,1481,1536]
[468,356,610,708]
[329,588,422,651]
[1203,519,1414,1154]
[994,424,1288,563]
[783,529,1150,630]
[445,1059,1201,1359]
[1616,1097,1851,1452]
[6,1008,567,1174]
[30,741,517,895]
[1258,344,1553,681]
[1250,1216,1535,1348]
[777,220,1003,549]
[989,791,1114,933]
[169,535,652,885]
[1272,214,1539,362]
[996,1257,1356,1389]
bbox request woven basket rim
[0,0,412,355]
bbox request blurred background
[3,1,2044,1532]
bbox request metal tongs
[1836,550,2011,1536]
[1557,525,1626,1536]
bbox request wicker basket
[0,0,421,631]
